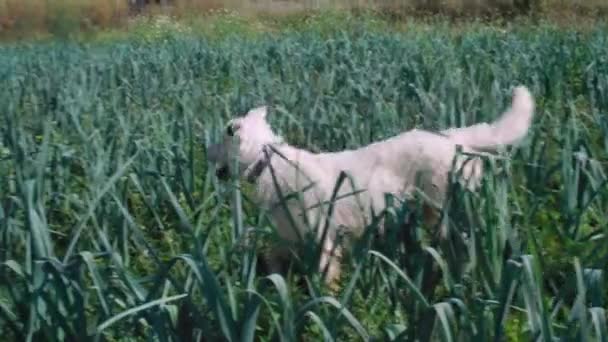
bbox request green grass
[1,17,607,341]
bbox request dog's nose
[216,165,230,180]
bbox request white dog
[207,86,535,286]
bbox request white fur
[207,86,535,285]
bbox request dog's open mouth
[215,165,230,181]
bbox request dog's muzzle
[215,165,230,181]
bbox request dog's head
[207,106,281,181]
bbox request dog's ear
[247,106,268,120]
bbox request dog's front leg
[262,246,290,276]
[319,237,342,288]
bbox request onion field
[1,22,607,341]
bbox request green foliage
[1,22,607,341]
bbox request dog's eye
[226,122,240,136]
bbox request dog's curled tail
[442,86,535,151]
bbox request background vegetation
[1,2,608,342]
[1,0,607,41]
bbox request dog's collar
[244,144,276,183]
